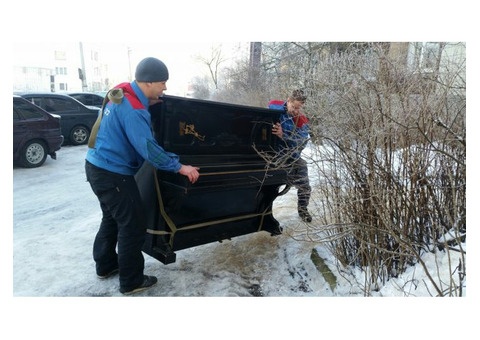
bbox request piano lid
[149,95,282,157]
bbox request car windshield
[14,100,45,120]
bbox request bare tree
[228,42,466,296]
[196,44,226,90]
[300,42,466,296]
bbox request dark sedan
[13,96,64,168]
[68,92,105,108]
[18,92,99,145]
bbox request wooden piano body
[136,95,289,264]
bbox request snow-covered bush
[304,43,466,295]
[199,42,466,295]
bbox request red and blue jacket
[268,100,309,160]
[86,81,181,175]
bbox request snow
[12,145,336,297]
[9,144,474,339]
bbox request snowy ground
[9,144,473,338]
[12,145,335,297]
[12,144,467,298]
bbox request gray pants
[287,157,311,210]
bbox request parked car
[18,92,99,145]
[13,95,64,168]
[68,92,105,108]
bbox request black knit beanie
[135,57,169,82]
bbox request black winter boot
[298,208,312,223]
[120,275,158,295]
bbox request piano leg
[143,233,177,265]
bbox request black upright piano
[136,95,289,264]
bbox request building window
[55,67,67,75]
[410,42,442,73]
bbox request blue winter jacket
[268,100,309,160]
[86,81,182,175]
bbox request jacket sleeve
[123,109,182,172]
[281,116,309,148]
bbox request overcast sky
[12,41,248,95]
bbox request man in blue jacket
[85,57,200,295]
[269,90,312,223]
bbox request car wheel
[70,125,90,145]
[20,140,47,168]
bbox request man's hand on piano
[272,122,283,139]
[179,165,200,184]
[149,98,164,106]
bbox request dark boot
[120,275,158,295]
[298,208,312,223]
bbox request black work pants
[287,157,311,210]
[85,161,146,291]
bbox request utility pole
[79,42,88,91]
[127,46,132,81]
[248,42,262,88]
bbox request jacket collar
[130,81,149,108]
